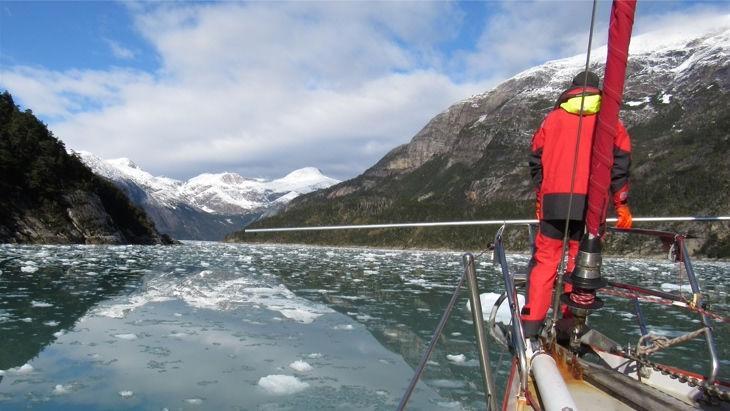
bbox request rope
[397,271,466,411]
[637,327,709,356]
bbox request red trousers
[520,224,580,337]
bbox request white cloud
[1,1,727,181]
[2,2,481,180]
[106,39,136,60]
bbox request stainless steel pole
[463,253,498,411]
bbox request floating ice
[437,401,463,408]
[53,384,70,395]
[661,283,682,291]
[447,354,466,363]
[289,360,313,372]
[333,324,354,331]
[118,390,134,398]
[185,398,204,404]
[53,331,64,338]
[114,333,138,340]
[44,320,60,327]
[307,353,322,359]
[278,309,322,324]
[21,266,38,273]
[31,300,53,307]
[466,292,525,324]
[257,374,309,395]
[427,379,466,388]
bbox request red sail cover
[586,0,637,236]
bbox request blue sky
[1,1,728,180]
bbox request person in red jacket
[521,71,633,338]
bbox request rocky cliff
[0,92,172,245]
[233,24,730,256]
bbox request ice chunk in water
[53,384,70,395]
[278,309,322,324]
[447,354,466,363]
[466,292,525,324]
[118,390,134,398]
[289,360,313,372]
[21,266,38,273]
[31,300,53,307]
[661,283,682,291]
[114,333,138,340]
[258,375,309,395]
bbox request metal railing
[396,253,498,411]
[492,225,529,397]
[609,228,721,385]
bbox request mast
[585,0,637,236]
[550,0,638,345]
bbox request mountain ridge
[78,151,340,240]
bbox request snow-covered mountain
[76,151,340,240]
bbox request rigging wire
[550,0,600,330]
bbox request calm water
[0,242,728,410]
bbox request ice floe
[289,360,313,372]
[31,300,53,307]
[466,292,526,324]
[114,333,138,340]
[447,354,466,363]
[257,375,309,395]
[52,384,71,395]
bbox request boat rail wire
[244,216,729,233]
[245,217,729,408]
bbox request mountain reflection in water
[0,242,727,410]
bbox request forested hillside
[0,91,172,245]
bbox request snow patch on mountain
[461,17,730,106]
[75,151,340,215]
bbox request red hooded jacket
[529,86,631,221]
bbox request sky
[1,1,728,181]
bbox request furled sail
[585,0,637,236]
